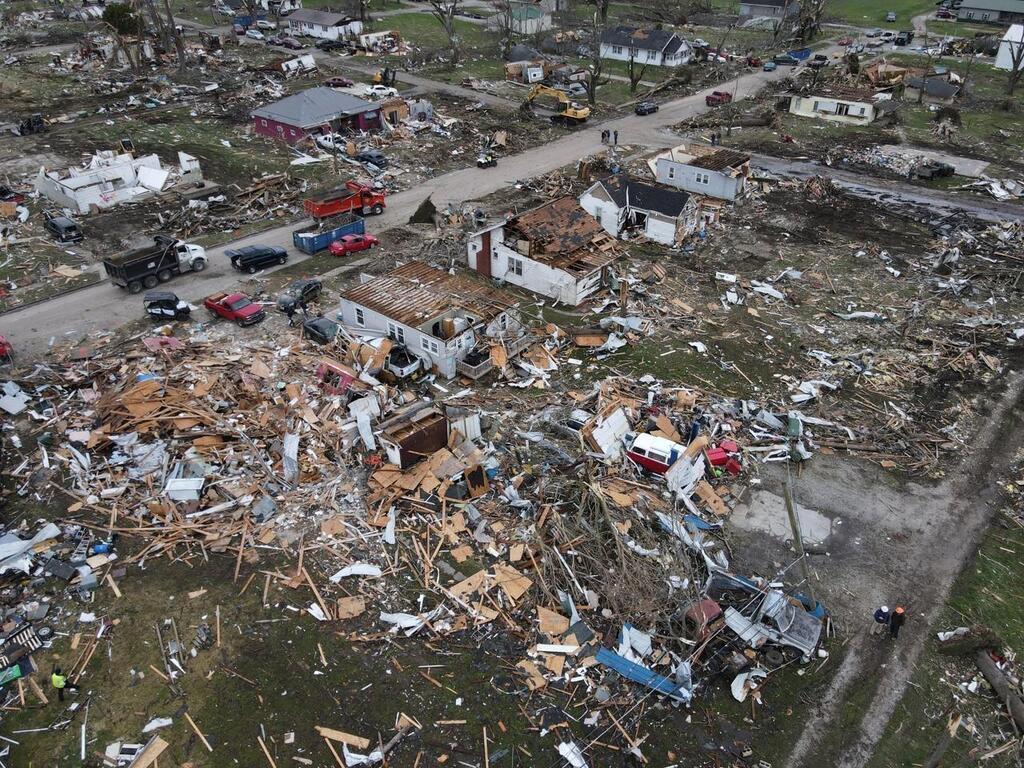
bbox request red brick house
[252,86,381,145]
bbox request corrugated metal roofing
[341,261,516,327]
[690,149,751,171]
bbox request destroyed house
[379,404,448,468]
[337,261,524,379]
[285,9,362,40]
[903,75,960,105]
[580,173,701,246]
[599,26,692,66]
[788,87,889,125]
[466,197,617,306]
[739,0,800,18]
[252,87,380,145]
[651,144,751,202]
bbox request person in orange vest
[890,606,907,639]
[51,666,79,702]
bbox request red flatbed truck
[303,181,386,219]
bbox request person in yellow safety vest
[51,666,79,702]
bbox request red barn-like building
[252,87,381,145]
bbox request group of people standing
[871,605,907,639]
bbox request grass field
[824,0,935,25]
[371,11,494,51]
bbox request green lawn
[371,11,494,51]
[425,55,507,81]
[825,0,935,25]
[925,19,1000,37]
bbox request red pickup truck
[304,180,386,219]
[203,292,266,326]
[705,91,733,106]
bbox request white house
[996,24,1024,70]
[466,197,618,306]
[599,26,692,67]
[337,261,524,379]
[35,150,202,214]
[259,0,302,13]
[579,173,701,247]
[788,89,888,125]
[648,144,752,202]
[285,9,362,40]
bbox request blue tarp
[787,47,812,60]
[595,648,692,703]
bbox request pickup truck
[203,292,266,326]
[807,54,830,69]
[705,91,733,106]
[304,180,386,219]
[104,235,206,293]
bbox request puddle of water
[731,488,834,544]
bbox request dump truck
[303,181,385,219]
[103,235,207,293]
[292,212,365,254]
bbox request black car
[302,316,339,345]
[355,149,388,168]
[316,39,347,51]
[634,101,659,116]
[773,54,800,66]
[227,245,288,274]
[44,214,83,243]
[144,291,191,320]
[277,278,323,313]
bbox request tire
[157,269,172,283]
[191,259,206,272]
[247,265,257,274]
[128,281,142,294]
[278,256,287,265]
[143,275,158,289]
[236,319,246,327]
[371,204,383,215]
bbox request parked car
[866,38,885,48]
[302,316,340,345]
[256,19,276,29]
[936,8,955,18]
[355,149,388,168]
[693,37,709,48]
[885,10,896,21]
[324,76,354,87]
[837,36,853,45]
[279,36,304,49]
[705,90,733,106]
[850,43,866,53]
[328,234,379,256]
[364,84,399,99]
[266,34,285,45]
[144,291,191,321]
[880,30,896,39]
[558,82,588,98]
[232,23,246,35]
[762,60,778,71]
[773,53,800,65]
[226,244,288,273]
[745,55,762,67]
[865,27,882,37]
[245,29,265,40]
[634,101,659,115]
[895,30,914,46]
[44,214,83,243]
[204,292,265,326]
[916,160,955,180]
[807,54,829,69]
[277,278,323,313]
[316,39,347,51]
[386,346,421,378]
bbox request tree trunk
[974,650,1024,732]
[162,0,187,73]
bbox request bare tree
[586,0,610,25]
[492,0,515,60]
[428,0,462,68]
[160,0,187,72]
[1006,34,1024,96]
[627,50,648,93]
[796,0,826,41]
[584,11,608,105]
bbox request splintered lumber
[184,711,213,752]
[316,726,370,749]
[975,650,1024,731]
[26,676,48,705]
[128,735,169,768]
[257,735,278,767]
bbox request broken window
[387,322,405,344]
[836,103,851,116]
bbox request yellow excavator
[521,84,591,125]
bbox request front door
[477,231,492,277]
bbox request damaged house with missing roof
[648,144,752,203]
[337,261,526,380]
[36,150,203,214]
[466,197,618,306]
[579,173,702,247]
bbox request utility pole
[783,464,815,605]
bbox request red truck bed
[304,180,385,218]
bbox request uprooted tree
[428,0,462,68]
